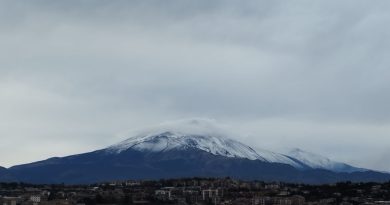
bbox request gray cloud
[1,0,390,171]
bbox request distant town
[1,178,390,205]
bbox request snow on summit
[106,119,301,167]
[105,119,366,173]
[287,148,366,173]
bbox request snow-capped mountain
[107,130,301,168]
[108,131,263,159]
[287,148,367,173]
[1,119,388,184]
[106,119,363,173]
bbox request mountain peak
[2,120,382,184]
[287,148,366,173]
[104,119,367,174]
[105,119,303,168]
[137,118,232,138]
[106,118,235,154]
[107,131,260,160]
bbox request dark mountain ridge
[1,120,389,184]
[2,148,390,185]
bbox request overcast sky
[1,0,390,171]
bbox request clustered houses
[251,195,305,205]
[1,179,390,205]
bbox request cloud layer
[1,0,390,171]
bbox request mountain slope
[0,166,6,174]
[107,131,302,168]
[1,119,389,184]
[6,148,390,184]
[106,119,364,173]
[0,166,16,182]
[287,148,367,173]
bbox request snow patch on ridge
[109,131,259,159]
[106,119,303,167]
[287,148,366,173]
[105,118,366,173]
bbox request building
[30,196,41,204]
[252,196,305,205]
[202,189,223,201]
[1,197,22,205]
[155,189,172,201]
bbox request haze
[1,0,390,171]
